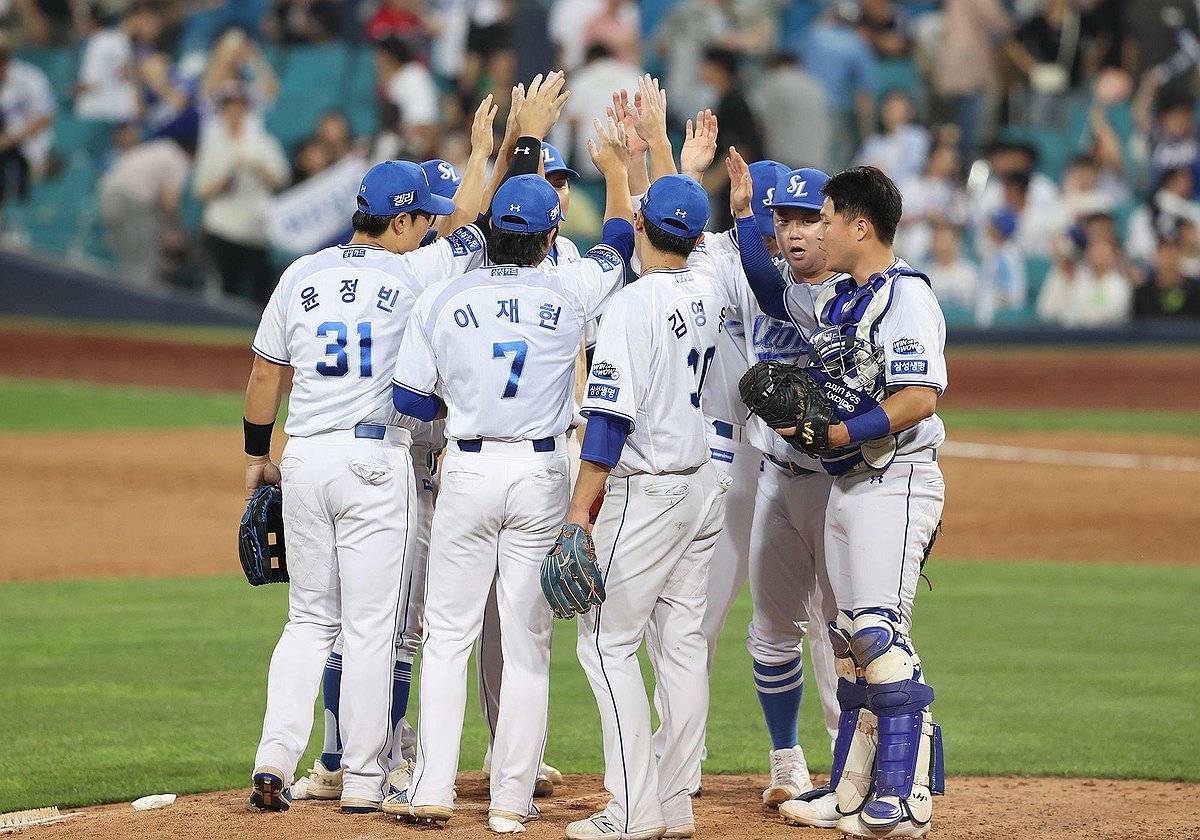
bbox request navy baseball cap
[541,142,579,179]
[491,174,563,232]
[749,160,788,239]
[357,161,455,217]
[640,174,709,239]
[767,167,830,212]
[420,159,462,200]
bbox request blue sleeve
[599,217,636,267]
[735,214,791,321]
[580,411,632,470]
[392,382,444,422]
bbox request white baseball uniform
[394,240,627,817]
[250,226,488,803]
[577,267,732,836]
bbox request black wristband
[244,418,274,457]
[508,137,542,177]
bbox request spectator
[11,0,79,46]
[925,0,1012,161]
[1054,154,1118,239]
[896,140,968,261]
[365,0,435,47]
[1037,236,1134,327]
[315,108,353,160]
[192,83,289,302]
[1128,167,1200,267]
[857,0,910,59]
[927,220,980,311]
[1133,235,1200,318]
[791,3,877,169]
[977,141,1060,259]
[549,0,605,72]
[0,38,56,215]
[701,46,761,229]
[98,131,195,289]
[1003,0,1085,129]
[1142,94,1200,192]
[376,37,440,160]
[290,135,332,185]
[556,43,641,176]
[854,88,930,184]
[977,208,1029,325]
[139,50,196,136]
[582,0,640,68]
[459,0,513,112]
[199,26,280,118]
[1121,0,1200,103]
[751,52,832,171]
[74,5,155,133]
[264,0,340,45]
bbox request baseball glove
[540,524,605,619]
[238,485,288,586]
[738,360,835,455]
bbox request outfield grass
[1,561,1197,811]
[4,378,1199,438]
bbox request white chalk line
[940,441,1200,473]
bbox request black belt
[457,437,556,453]
[765,454,818,477]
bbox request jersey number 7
[493,340,528,398]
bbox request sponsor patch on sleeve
[591,361,620,381]
[891,359,928,376]
[447,225,484,256]
[892,337,925,355]
[586,245,622,272]
[587,383,620,402]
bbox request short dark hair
[821,166,903,246]
[351,209,432,237]
[644,218,700,257]
[585,43,614,64]
[488,226,554,266]
[377,36,413,65]
[703,47,740,77]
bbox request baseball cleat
[763,746,814,807]
[541,761,564,785]
[488,809,531,834]
[837,811,930,838]
[778,788,840,828]
[387,758,416,795]
[388,788,455,824]
[339,796,381,813]
[534,765,556,797]
[565,812,667,840]
[289,759,342,800]
[249,769,291,812]
[664,824,695,838]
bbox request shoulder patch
[446,226,484,257]
[892,337,925,355]
[891,359,928,376]
[591,361,620,381]
[586,245,622,273]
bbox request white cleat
[778,789,841,829]
[762,746,814,807]
[387,758,416,795]
[288,760,342,800]
[489,809,531,834]
[566,812,667,840]
[541,761,564,785]
[837,811,930,838]
[664,824,695,838]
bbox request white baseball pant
[578,462,728,835]
[254,427,415,802]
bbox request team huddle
[239,70,947,840]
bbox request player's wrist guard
[244,418,274,457]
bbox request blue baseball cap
[420,159,462,200]
[749,160,788,239]
[357,161,455,217]
[640,174,709,239]
[541,142,579,179]
[491,174,563,233]
[990,207,1018,240]
[767,167,830,212]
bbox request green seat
[266,44,351,151]
[875,58,925,114]
[16,46,77,99]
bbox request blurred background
[0,0,1199,333]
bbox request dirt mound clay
[12,772,1200,840]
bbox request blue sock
[319,651,343,770]
[388,659,413,763]
[754,657,804,751]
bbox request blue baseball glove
[238,485,288,586]
[541,524,605,619]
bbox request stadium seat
[25,152,97,255]
[1023,255,1053,300]
[16,46,78,101]
[875,57,926,116]
[266,44,350,151]
[342,47,380,139]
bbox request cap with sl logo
[766,167,830,212]
[420,159,462,200]
[357,160,456,217]
[748,160,788,239]
[491,174,563,233]
[541,142,580,179]
[639,174,709,239]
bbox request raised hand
[680,109,718,181]
[610,89,649,158]
[726,145,753,217]
[517,71,570,140]
[500,83,526,152]
[629,74,668,147]
[470,94,498,160]
[588,116,630,177]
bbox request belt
[354,423,386,439]
[456,436,560,453]
[765,454,818,477]
[300,423,412,446]
[710,419,747,444]
[844,448,938,475]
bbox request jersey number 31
[316,321,372,377]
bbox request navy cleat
[250,770,291,812]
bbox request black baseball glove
[541,524,605,619]
[238,485,289,586]
[738,360,835,455]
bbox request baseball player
[388,117,635,833]
[242,100,497,814]
[564,174,730,840]
[291,157,462,803]
[731,158,947,838]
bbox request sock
[388,658,413,764]
[319,651,343,770]
[754,656,805,751]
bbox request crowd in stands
[0,0,1199,324]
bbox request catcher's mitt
[738,360,835,455]
[238,485,288,586]
[540,524,605,619]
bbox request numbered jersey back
[581,268,730,476]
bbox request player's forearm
[827,386,938,448]
[602,165,634,225]
[441,141,491,236]
[627,149,650,196]
[244,356,287,426]
[567,459,613,527]
[735,215,790,321]
[647,136,677,184]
